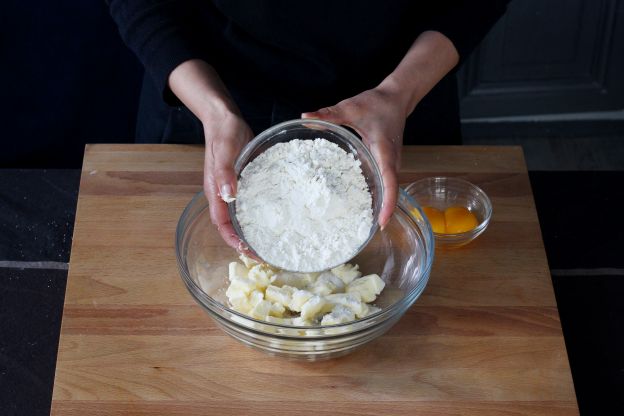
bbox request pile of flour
[236,139,373,272]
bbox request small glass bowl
[227,119,383,272]
[176,189,434,361]
[405,177,492,248]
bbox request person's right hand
[169,59,253,251]
[202,109,254,250]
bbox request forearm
[168,60,254,250]
[109,0,205,104]
[168,59,239,124]
[378,31,459,118]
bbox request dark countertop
[0,169,622,415]
[0,170,79,415]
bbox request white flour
[236,139,373,272]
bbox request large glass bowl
[176,189,434,360]
[228,118,384,272]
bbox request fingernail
[220,184,235,203]
[237,240,249,252]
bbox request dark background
[1,0,623,168]
[0,0,142,168]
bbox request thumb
[301,106,346,125]
[212,140,241,202]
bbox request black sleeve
[425,0,510,65]
[108,0,205,105]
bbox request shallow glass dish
[176,189,434,361]
[227,118,383,272]
[405,177,492,248]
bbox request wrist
[377,31,459,118]
[377,73,423,118]
[168,59,240,124]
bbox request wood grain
[51,144,578,415]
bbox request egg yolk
[421,206,446,234]
[444,206,478,234]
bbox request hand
[302,84,406,228]
[202,110,254,250]
[302,31,459,227]
[169,59,254,250]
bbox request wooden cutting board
[51,144,578,415]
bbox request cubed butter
[346,274,385,302]
[249,299,272,320]
[309,271,344,296]
[269,302,286,317]
[224,258,386,327]
[239,254,259,269]
[325,292,369,318]
[300,295,333,321]
[289,289,314,312]
[228,276,257,295]
[228,262,249,281]
[248,264,275,289]
[331,263,362,285]
[271,271,314,289]
[265,284,296,307]
[321,305,355,325]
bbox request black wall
[0,0,143,168]
[1,1,621,168]
[459,0,624,119]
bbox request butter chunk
[308,271,345,296]
[300,295,332,321]
[321,305,355,325]
[346,274,385,303]
[225,257,386,327]
[269,302,286,317]
[249,299,272,320]
[289,289,314,312]
[265,285,296,307]
[228,276,257,295]
[247,290,264,308]
[248,264,275,289]
[227,292,250,313]
[239,254,259,269]
[325,293,368,318]
[271,271,315,289]
[228,262,249,281]
[331,263,362,285]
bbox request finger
[216,221,246,252]
[203,144,241,250]
[301,106,347,125]
[205,170,244,251]
[213,127,250,196]
[365,135,399,228]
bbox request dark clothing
[135,69,462,145]
[110,1,508,143]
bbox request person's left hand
[302,85,406,228]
